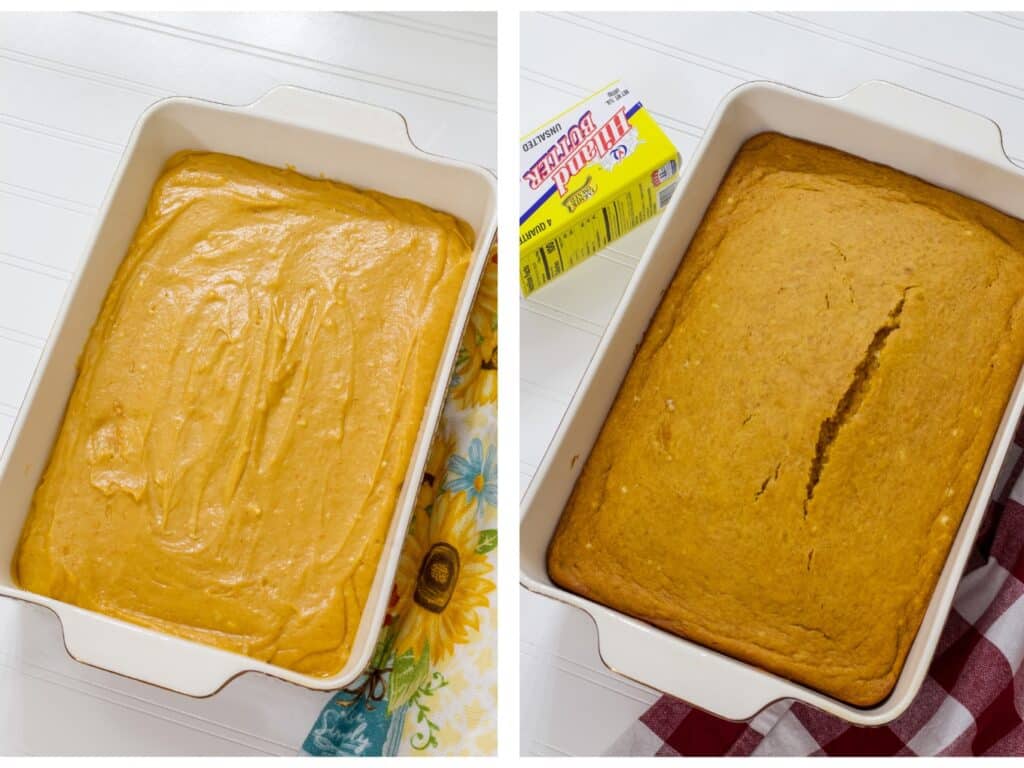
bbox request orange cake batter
[548,133,1024,706]
[15,151,474,677]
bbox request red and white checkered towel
[608,422,1024,757]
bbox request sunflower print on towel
[303,243,498,757]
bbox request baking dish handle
[247,85,415,152]
[837,80,1015,169]
[594,611,794,722]
[58,606,242,697]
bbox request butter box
[519,81,681,295]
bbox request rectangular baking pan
[0,85,497,696]
[520,80,1024,726]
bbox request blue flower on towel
[444,438,497,515]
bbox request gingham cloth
[608,420,1024,757]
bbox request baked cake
[548,132,1024,706]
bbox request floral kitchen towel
[303,243,498,757]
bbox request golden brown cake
[548,132,1024,707]
[15,151,473,677]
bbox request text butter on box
[519,82,681,296]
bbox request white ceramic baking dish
[520,80,1024,726]
[0,85,496,696]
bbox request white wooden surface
[0,11,494,756]
[519,11,1024,757]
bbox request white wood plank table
[0,11,495,756]
[519,11,1024,757]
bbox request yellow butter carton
[519,81,681,295]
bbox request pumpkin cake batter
[15,151,474,677]
[548,133,1024,707]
